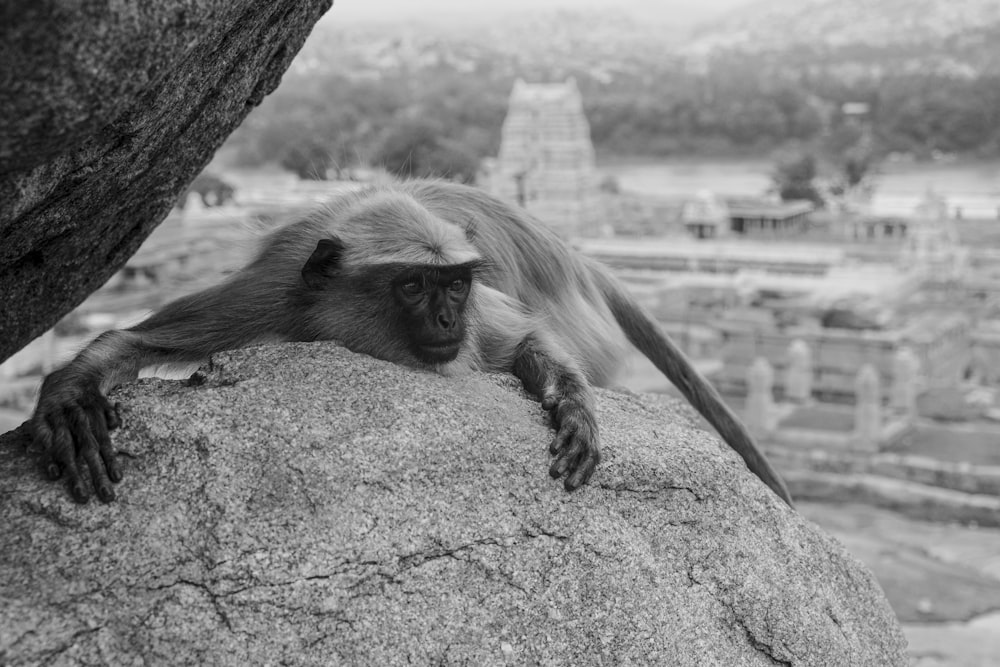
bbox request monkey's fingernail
[97,485,116,503]
[71,483,90,504]
[46,463,62,480]
[541,398,556,410]
[108,467,123,484]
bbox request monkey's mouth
[415,340,462,363]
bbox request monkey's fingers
[564,451,598,491]
[68,407,117,502]
[551,430,600,490]
[76,408,119,501]
[549,423,591,476]
[89,407,123,485]
[102,399,122,431]
[49,416,90,503]
[549,425,572,456]
[31,419,60,478]
[549,425,577,479]
[547,402,600,490]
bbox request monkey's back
[400,181,631,386]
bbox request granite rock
[0,0,333,362]
[0,343,908,665]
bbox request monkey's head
[389,261,477,363]
[298,191,484,368]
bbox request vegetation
[222,19,1000,181]
[372,118,480,183]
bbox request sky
[326,0,754,25]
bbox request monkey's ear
[301,238,345,290]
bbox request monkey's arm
[30,275,287,503]
[511,332,600,491]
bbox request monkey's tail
[592,265,794,507]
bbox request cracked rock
[0,342,907,665]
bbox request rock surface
[0,343,907,666]
[0,0,332,363]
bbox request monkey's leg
[31,278,279,503]
[512,333,600,491]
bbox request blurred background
[3,1,1000,663]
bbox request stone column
[855,364,882,449]
[891,348,920,416]
[746,357,774,438]
[785,339,812,404]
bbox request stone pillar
[891,348,920,416]
[855,364,882,449]
[785,339,812,403]
[746,357,774,437]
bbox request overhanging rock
[0,343,907,665]
[0,0,333,363]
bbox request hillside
[689,0,1000,76]
[223,1,1000,173]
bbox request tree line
[222,40,1000,183]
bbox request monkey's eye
[448,279,466,292]
[400,280,422,296]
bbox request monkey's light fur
[0,343,906,666]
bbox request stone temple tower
[483,78,599,238]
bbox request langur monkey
[27,180,793,506]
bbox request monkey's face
[392,264,473,364]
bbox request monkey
[25,180,793,507]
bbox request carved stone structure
[855,364,882,448]
[785,339,813,403]
[680,190,731,239]
[483,78,599,238]
[900,188,968,281]
[890,347,921,416]
[746,357,775,437]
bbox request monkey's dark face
[392,264,473,364]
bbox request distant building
[900,188,968,281]
[481,78,600,238]
[727,198,814,236]
[681,190,731,239]
[678,192,814,239]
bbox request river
[600,157,1000,219]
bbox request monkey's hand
[30,367,123,503]
[541,394,600,491]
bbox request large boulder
[0,343,907,665]
[0,0,333,363]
